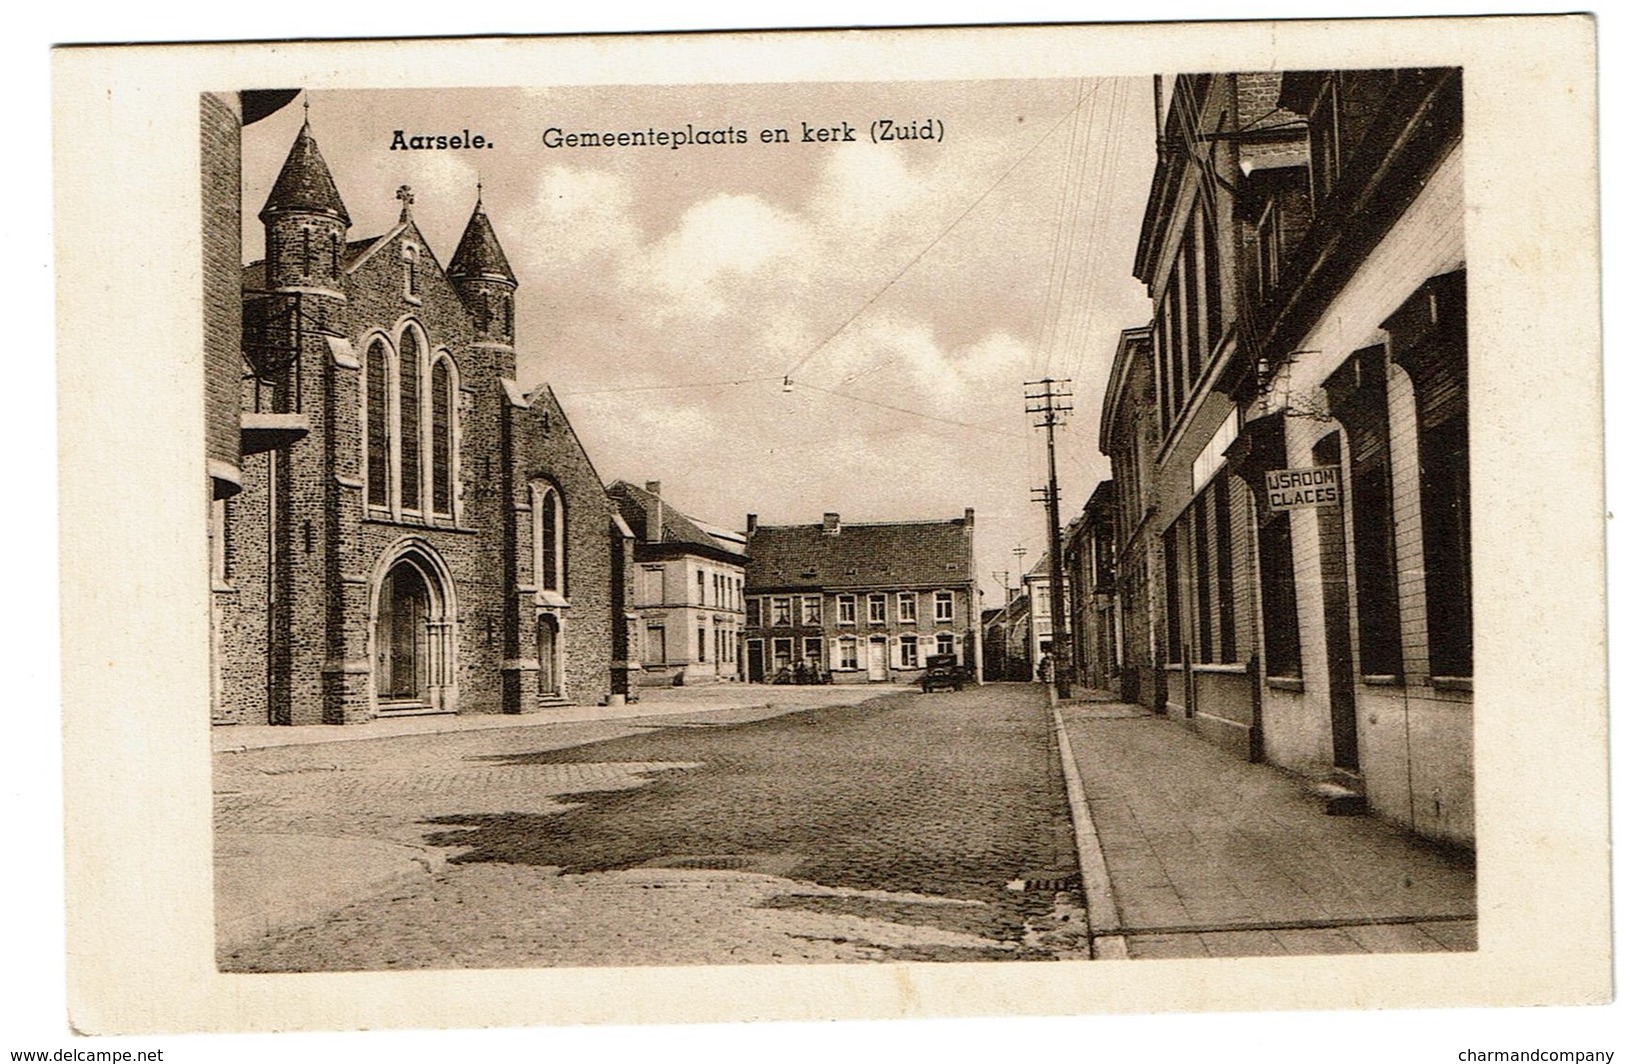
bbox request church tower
[448,190,518,377]
[258,114,350,295]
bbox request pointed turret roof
[259,120,350,226]
[448,197,516,285]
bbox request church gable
[343,216,467,328]
[513,384,611,513]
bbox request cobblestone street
[218,684,1083,971]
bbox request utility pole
[1025,378,1073,699]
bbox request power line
[558,375,778,397]
[780,80,1109,385]
[797,380,1026,438]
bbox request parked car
[920,653,967,693]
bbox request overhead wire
[558,375,780,397]
[780,79,1109,386]
[1032,79,1090,378]
[795,380,1027,439]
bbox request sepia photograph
[46,8,1609,1049]
[207,66,1475,972]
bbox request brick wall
[513,386,619,706]
[201,93,243,493]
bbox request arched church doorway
[371,541,457,714]
[377,561,429,704]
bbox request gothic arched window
[532,483,565,595]
[365,339,391,509]
[431,356,455,516]
[399,328,421,512]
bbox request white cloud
[635,193,808,319]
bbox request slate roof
[259,121,350,226]
[447,201,516,285]
[608,482,744,563]
[746,515,973,591]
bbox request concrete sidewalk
[1053,694,1476,959]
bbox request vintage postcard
[52,15,1607,1038]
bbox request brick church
[210,104,637,725]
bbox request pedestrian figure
[1037,654,1053,684]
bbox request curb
[1047,684,1129,961]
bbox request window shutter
[890,637,904,669]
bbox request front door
[537,615,561,697]
[746,639,765,683]
[867,636,889,681]
[1314,433,1360,772]
[377,562,429,706]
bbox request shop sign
[1266,466,1341,511]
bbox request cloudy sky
[241,80,1156,600]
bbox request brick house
[1064,481,1119,692]
[1018,551,1068,683]
[1096,69,1469,847]
[1099,325,1159,708]
[211,113,637,725]
[980,591,1031,682]
[1227,69,1471,847]
[742,511,979,685]
[608,480,748,686]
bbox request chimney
[645,482,663,542]
[822,512,840,535]
[746,513,758,534]
[963,507,975,528]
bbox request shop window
[1387,271,1470,680]
[1163,533,1184,665]
[1257,514,1302,677]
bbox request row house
[1019,552,1067,682]
[1064,481,1120,692]
[981,592,1031,682]
[1099,326,1160,707]
[1099,68,1470,848]
[742,510,979,685]
[609,480,748,686]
